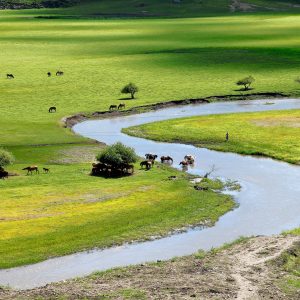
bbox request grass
[1,9,300,268]
[124,109,300,164]
[0,145,234,268]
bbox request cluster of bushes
[92,142,138,177]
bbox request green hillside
[2,0,300,17]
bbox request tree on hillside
[236,76,255,91]
[0,148,14,169]
[121,83,139,99]
[96,142,138,167]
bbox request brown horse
[140,160,152,170]
[179,161,189,167]
[23,166,39,175]
[161,156,173,163]
[109,105,118,111]
[118,103,125,110]
[184,155,195,164]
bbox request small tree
[96,142,138,167]
[121,83,138,99]
[236,76,255,91]
[0,148,14,170]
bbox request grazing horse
[109,105,118,111]
[161,156,173,163]
[43,167,50,173]
[49,106,56,113]
[7,74,14,79]
[47,72,51,77]
[23,166,39,175]
[145,154,158,161]
[56,71,64,76]
[179,160,189,167]
[184,155,195,164]
[140,160,152,170]
[118,103,125,110]
[0,170,8,179]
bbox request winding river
[1,98,300,290]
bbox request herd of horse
[109,103,126,111]
[5,70,64,80]
[22,166,49,175]
[91,162,134,177]
[140,154,195,170]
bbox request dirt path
[1,234,299,299]
[229,235,299,299]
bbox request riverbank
[2,234,299,299]
[124,109,300,165]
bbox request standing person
[226,132,229,142]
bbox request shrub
[236,76,255,90]
[121,83,139,99]
[96,142,138,167]
[0,149,14,168]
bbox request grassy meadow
[124,110,300,164]
[1,8,300,268]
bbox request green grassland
[1,8,300,268]
[124,110,300,164]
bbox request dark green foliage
[121,83,139,99]
[0,148,14,168]
[236,76,255,91]
[96,142,138,167]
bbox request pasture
[1,9,300,268]
[124,110,300,164]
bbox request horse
[145,154,158,161]
[121,163,134,174]
[179,160,189,167]
[22,166,39,175]
[43,167,50,173]
[140,160,152,170]
[0,170,8,179]
[47,72,51,77]
[56,71,64,76]
[7,74,14,79]
[109,105,118,111]
[49,107,56,113]
[118,103,125,110]
[161,156,173,163]
[184,155,195,164]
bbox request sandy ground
[1,234,299,299]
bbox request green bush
[121,83,139,99]
[0,148,14,168]
[96,142,138,167]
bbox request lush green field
[0,145,234,268]
[1,9,300,268]
[124,110,300,164]
[1,12,300,147]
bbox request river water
[1,98,299,289]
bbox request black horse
[47,72,51,77]
[109,105,118,111]
[145,154,158,160]
[0,170,8,179]
[140,160,152,170]
[7,74,14,79]
[56,71,64,76]
[49,107,56,113]
[161,156,173,163]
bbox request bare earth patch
[1,235,299,299]
[251,117,300,128]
